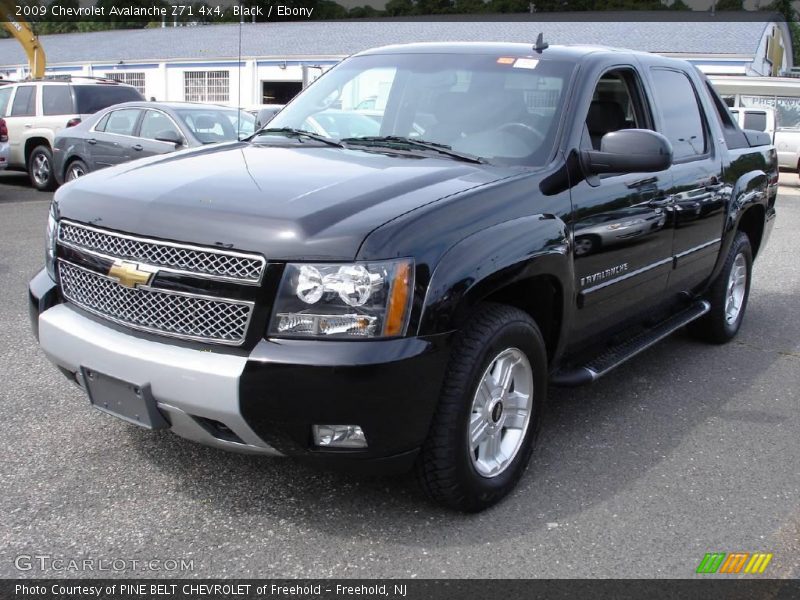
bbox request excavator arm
[0,1,46,79]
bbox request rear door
[133,109,184,159]
[87,108,142,168]
[647,68,726,294]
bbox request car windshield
[175,108,256,143]
[263,52,575,166]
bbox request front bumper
[30,270,450,473]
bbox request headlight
[45,205,58,281]
[269,259,414,339]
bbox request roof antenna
[534,32,549,53]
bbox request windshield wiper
[254,127,343,148]
[340,136,485,164]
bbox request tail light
[0,119,7,142]
[65,118,81,128]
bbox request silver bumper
[39,304,282,456]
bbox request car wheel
[689,231,752,344]
[28,145,57,191]
[65,159,89,182]
[415,303,547,512]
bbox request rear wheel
[689,231,752,344]
[415,303,547,512]
[28,145,57,191]
[65,159,89,182]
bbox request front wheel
[689,231,753,344]
[415,303,547,512]
[28,145,58,191]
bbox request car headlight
[269,259,414,339]
[45,205,58,281]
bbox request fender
[418,214,574,362]
[707,168,767,285]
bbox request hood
[55,142,509,260]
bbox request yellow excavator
[0,0,46,79]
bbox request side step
[551,300,710,387]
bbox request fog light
[313,425,367,448]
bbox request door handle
[132,144,143,151]
[24,124,32,128]
[648,197,673,208]
[86,138,97,145]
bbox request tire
[28,145,57,191]
[64,158,89,182]
[415,303,547,512]
[689,231,753,344]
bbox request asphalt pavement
[0,170,798,579]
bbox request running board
[551,300,711,387]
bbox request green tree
[669,0,690,9]
[385,0,415,16]
[714,0,744,10]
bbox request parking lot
[0,169,798,579]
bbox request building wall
[1,58,342,107]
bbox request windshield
[175,108,255,143]
[264,52,575,165]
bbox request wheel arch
[24,137,52,166]
[418,214,574,364]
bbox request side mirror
[155,130,184,147]
[580,129,672,175]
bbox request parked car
[248,104,284,129]
[31,43,777,512]
[54,102,256,184]
[0,118,8,170]
[573,205,667,256]
[0,76,144,190]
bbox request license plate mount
[81,368,169,430]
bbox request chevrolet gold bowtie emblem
[108,260,154,289]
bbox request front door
[133,109,184,159]
[569,67,675,348]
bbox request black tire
[64,158,89,182]
[689,231,753,344]
[415,303,547,512]
[28,145,57,191]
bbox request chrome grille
[58,220,265,284]
[59,261,253,345]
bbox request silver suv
[0,77,143,190]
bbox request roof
[0,16,784,67]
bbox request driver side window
[583,69,650,151]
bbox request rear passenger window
[10,85,37,117]
[103,109,140,136]
[94,113,110,132]
[42,85,74,115]
[650,69,707,160]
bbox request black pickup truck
[29,42,777,511]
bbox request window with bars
[184,71,229,103]
[104,72,146,95]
